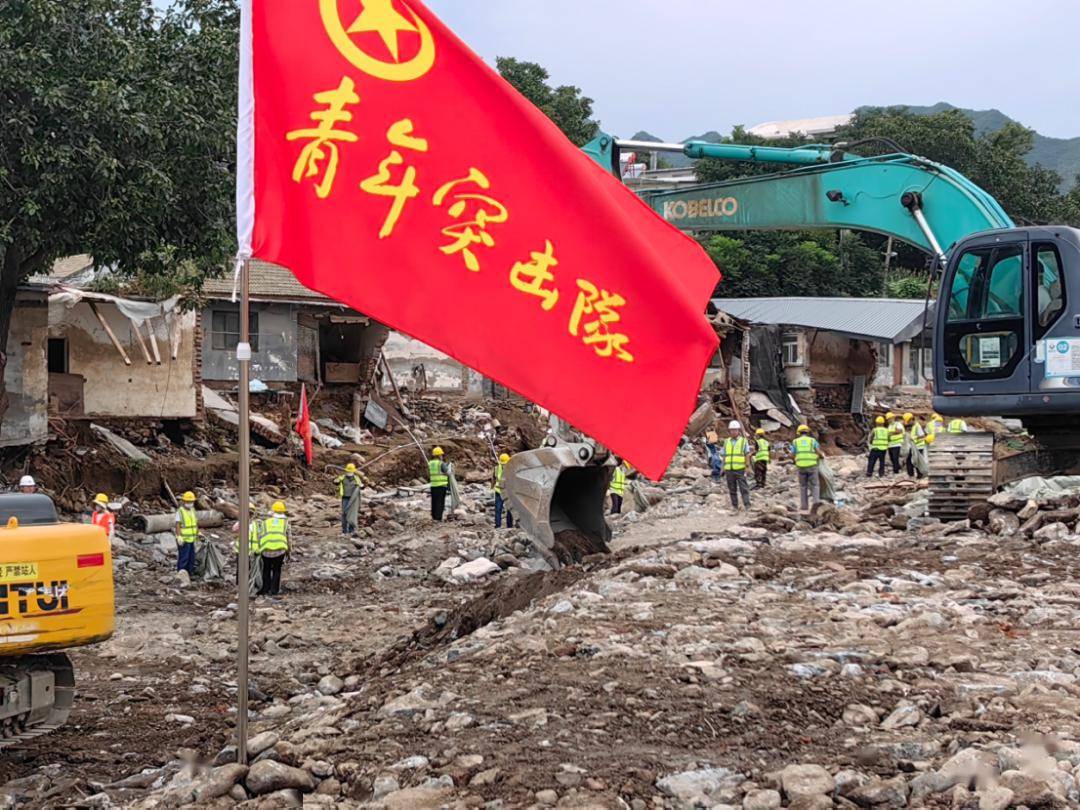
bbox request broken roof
[201,259,346,306]
[710,297,933,344]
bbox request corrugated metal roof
[710,297,933,343]
[202,259,339,304]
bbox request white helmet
[18,475,35,488]
[727,420,741,430]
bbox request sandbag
[448,464,462,510]
[199,541,227,582]
[630,480,650,514]
[817,458,837,503]
[247,556,263,597]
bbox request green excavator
[505,132,1080,561]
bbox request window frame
[210,309,259,352]
[781,332,802,367]
[1033,241,1066,339]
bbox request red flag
[236,0,719,479]
[294,383,313,466]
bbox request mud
[551,527,610,565]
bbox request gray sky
[424,0,1080,140]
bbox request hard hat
[903,412,913,422]
[875,416,885,425]
[432,446,444,457]
[182,491,196,503]
[932,413,941,421]
[499,453,510,463]
[727,420,741,430]
[796,425,810,433]
[925,432,936,445]
[886,411,895,420]
[345,463,357,473]
[754,428,765,436]
[94,493,109,506]
[272,501,287,514]
[19,475,35,488]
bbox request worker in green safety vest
[257,501,289,597]
[493,453,514,528]
[867,416,889,478]
[429,446,450,521]
[752,428,770,489]
[719,420,752,510]
[947,418,968,433]
[609,459,630,515]
[928,413,945,437]
[174,491,200,577]
[904,413,926,478]
[886,411,904,475]
[790,425,822,511]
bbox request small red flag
[236,0,719,478]
[295,384,313,466]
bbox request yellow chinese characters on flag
[238,0,719,478]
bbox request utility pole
[235,258,251,765]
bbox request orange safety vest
[91,510,115,537]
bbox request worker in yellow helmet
[790,425,822,510]
[928,413,944,438]
[335,462,364,537]
[886,411,904,475]
[947,417,969,434]
[429,447,450,521]
[89,493,116,541]
[609,457,633,515]
[174,491,199,577]
[752,428,770,489]
[904,412,926,478]
[720,420,752,511]
[258,501,290,597]
[493,453,513,529]
[867,416,889,478]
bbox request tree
[0,0,237,425]
[496,57,599,146]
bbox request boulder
[780,764,834,799]
[244,760,315,795]
[847,775,909,807]
[656,767,745,807]
[988,509,1020,536]
[742,788,781,809]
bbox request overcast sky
[424,0,1079,141]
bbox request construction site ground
[4,433,1080,808]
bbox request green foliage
[496,57,599,146]
[703,230,884,298]
[884,272,930,300]
[0,0,237,420]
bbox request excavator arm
[584,133,1015,264]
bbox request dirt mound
[551,528,609,565]
[372,567,586,674]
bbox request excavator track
[928,433,995,521]
[0,653,75,749]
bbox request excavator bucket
[503,446,613,568]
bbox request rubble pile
[5,419,1080,808]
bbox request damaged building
[711,296,933,426]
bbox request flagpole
[236,257,252,764]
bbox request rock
[391,755,431,771]
[1034,521,1070,542]
[988,491,1028,510]
[379,786,452,809]
[846,775,909,808]
[173,569,191,588]
[470,768,500,787]
[373,773,400,799]
[977,786,1014,810]
[316,675,344,696]
[880,704,922,730]
[166,713,195,724]
[535,789,559,805]
[251,788,303,807]
[842,704,878,727]
[451,557,501,580]
[444,711,475,731]
[247,732,279,757]
[657,767,745,807]
[194,764,249,801]
[908,770,954,802]
[742,788,781,809]
[380,684,455,718]
[780,764,834,799]
[999,770,1065,808]
[1017,499,1040,520]
[988,509,1021,536]
[244,760,316,795]
[939,747,999,782]
[787,797,832,810]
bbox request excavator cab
[933,226,1080,431]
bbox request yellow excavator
[0,493,115,746]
